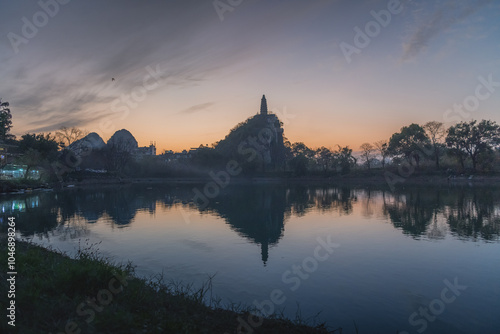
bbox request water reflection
[382,187,500,241]
[0,193,59,237]
[286,186,357,216]
[1,185,499,254]
[382,190,441,238]
[444,189,500,241]
[202,186,287,264]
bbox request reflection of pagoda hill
[203,186,288,264]
[197,185,359,264]
[6,183,499,252]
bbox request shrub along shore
[0,238,335,334]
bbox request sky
[1,0,499,152]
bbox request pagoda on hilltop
[260,95,268,115]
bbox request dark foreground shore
[0,238,334,334]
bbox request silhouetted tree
[291,142,314,158]
[102,146,132,173]
[360,143,375,169]
[388,123,430,168]
[334,145,356,175]
[289,155,309,176]
[282,139,293,171]
[445,130,468,171]
[190,145,224,168]
[423,121,446,169]
[55,126,88,148]
[288,142,314,176]
[374,140,389,168]
[17,133,60,178]
[446,120,500,172]
[0,99,13,141]
[316,146,333,173]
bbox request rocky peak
[67,132,106,155]
[107,129,138,152]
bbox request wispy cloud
[27,110,115,133]
[1,0,337,134]
[401,0,492,61]
[179,102,215,114]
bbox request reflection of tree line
[286,186,357,216]
[381,187,500,241]
[2,185,499,254]
[382,190,441,237]
[0,185,359,264]
[0,193,59,237]
[444,190,500,241]
[0,186,180,237]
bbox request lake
[2,183,500,333]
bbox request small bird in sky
[111,78,115,81]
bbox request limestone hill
[214,113,286,171]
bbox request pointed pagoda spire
[261,241,269,265]
[260,95,268,115]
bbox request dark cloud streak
[179,102,215,114]
[401,0,492,61]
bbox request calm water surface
[2,184,500,333]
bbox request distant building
[0,197,40,213]
[0,142,20,166]
[0,164,40,180]
[135,142,157,157]
[188,144,210,156]
[0,144,7,166]
[161,149,190,162]
[188,148,199,155]
[260,94,268,115]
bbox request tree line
[0,98,89,179]
[237,119,499,176]
[1,97,499,180]
[357,120,499,173]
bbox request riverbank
[2,171,500,194]
[45,173,500,188]
[0,238,334,334]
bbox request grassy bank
[0,239,334,334]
